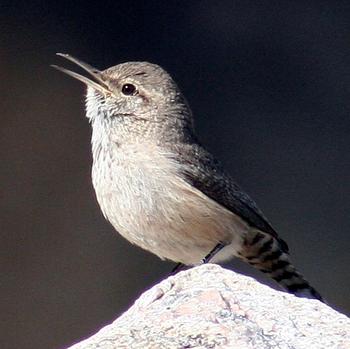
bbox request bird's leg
[170,242,226,275]
[202,242,226,264]
[170,262,186,275]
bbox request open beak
[51,53,111,95]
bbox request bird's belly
[92,150,249,265]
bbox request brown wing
[170,141,289,253]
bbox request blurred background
[1,1,350,348]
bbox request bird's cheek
[131,96,151,114]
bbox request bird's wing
[171,142,289,252]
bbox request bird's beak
[51,53,111,95]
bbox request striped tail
[239,230,324,302]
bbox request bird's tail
[239,230,324,302]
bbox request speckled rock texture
[68,264,349,349]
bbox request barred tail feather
[240,231,324,302]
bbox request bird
[53,53,323,302]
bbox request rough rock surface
[68,264,349,349]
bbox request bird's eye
[121,83,137,96]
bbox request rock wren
[53,53,323,301]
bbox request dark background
[1,1,350,348]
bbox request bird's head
[53,54,193,142]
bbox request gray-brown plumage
[53,53,323,302]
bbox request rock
[68,264,349,349]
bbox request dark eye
[121,83,137,96]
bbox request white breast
[92,141,249,265]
